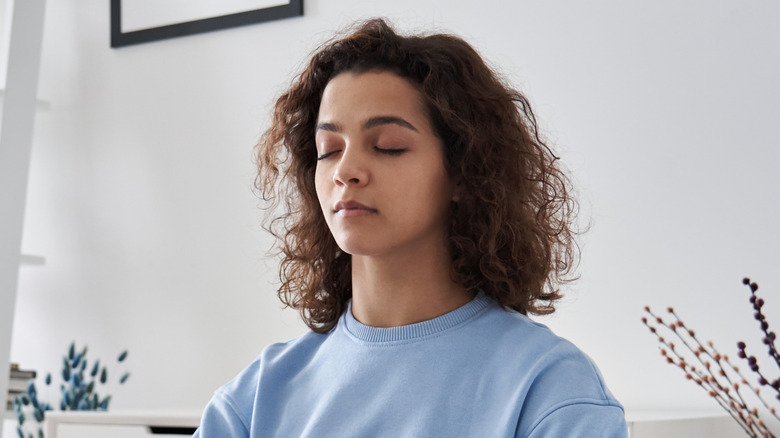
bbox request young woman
[195,18,627,437]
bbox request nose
[333,145,369,187]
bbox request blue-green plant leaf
[119,372,130,384]
[73,386,84,408]
[100,367,107,384]
[45,373,51,385]
[33,407,44,422]
[17,411,25,425]
[90,360,99,377]
[16,427,23,438]
[72,353,82,368]
[20,394,30,406]
[68,342,75,360]
[99,395,111,411]
[117,350,128,362]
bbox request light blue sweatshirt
[195,292,627,437]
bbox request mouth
[334,200,377,217]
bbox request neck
[350,247,473,328]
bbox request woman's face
[314,70,456,259]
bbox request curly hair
[256,18,579,333]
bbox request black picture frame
[110,0,303,48]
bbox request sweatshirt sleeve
[193,390,250,438]
[510,334,627,438]
[523,400,627,438]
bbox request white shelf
[0,88,50,110]
[45,411,201,438]
[19,254,45,266]
[626,411,751,438]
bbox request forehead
[317,71,431,132]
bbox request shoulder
[195,331,329,436]
[475,307,625,436]
[471,303,594,366]
[211,331,330,419]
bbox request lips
[334,200,377,217]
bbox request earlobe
[451,180,462,203]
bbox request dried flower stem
[739,278,780,407]
[667,308,758,414]
[643,306,774,437]
[745,279,780,368]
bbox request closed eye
[317,150,339,161]
[375,147,407,156]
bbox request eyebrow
[315,116,419,133]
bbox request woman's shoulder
[196,330,331,434]
[490,306,622,408]
[471,300,580,355]
[474,301,619,399]
[213,331,330,405]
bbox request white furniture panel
[45,411,200,438]
[627,412,749,438]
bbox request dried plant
[642,278,779,438]
[11,342,130,438]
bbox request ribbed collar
[342,291,493,343]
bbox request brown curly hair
[256,18,579,333]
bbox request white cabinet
[5,409,752,437]
[55,424,191,438]
[627,412,749,438]
[45,411,200,438]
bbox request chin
[336,244,372,257]
[334,238,382,257]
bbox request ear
[451,178,462,203]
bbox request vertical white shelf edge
[0,1,47,438]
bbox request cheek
[416,166,454,203]
[402,174,453,218]
[314,168,332,214]
[314,167,326,197]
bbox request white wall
[8,0,780,419]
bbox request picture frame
[110,0,304,48]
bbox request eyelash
[316,147,407,161]
[375,147,406,156]
[317,151,337,161]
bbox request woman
[195,18,626,437]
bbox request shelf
[20,254,45,266]
[45,411,201,437]
[627,412,748,438]
[0,88,50,110]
